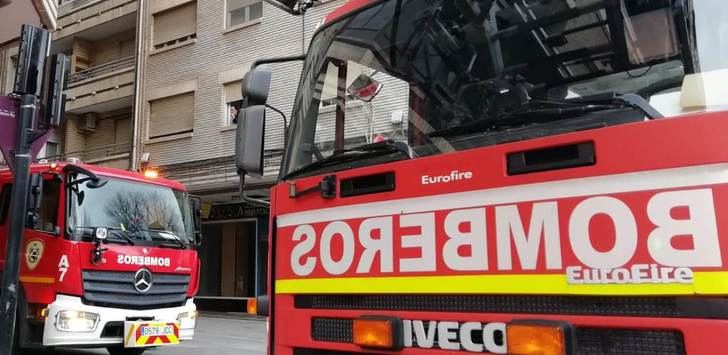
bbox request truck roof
[0,162,187,191]
[323,0,375,27]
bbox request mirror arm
[239,174,270,208]
[251,55,307,71]
[265,104,288,147]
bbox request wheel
[106,346,146,355]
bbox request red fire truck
[237,0,728,354]
[0,162,201,354]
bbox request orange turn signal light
[143,169,159,178]
[247,298,258,315]
[507,321,570,355]
[353,317,402,350]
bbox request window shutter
[154,2,197,46]
[224,81,242,103]
[150,93,195,138]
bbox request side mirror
[26,174,43,228]
[241,68,272,108]
[235,106,266,177]
[348,74,383,102]
[189,195,203,247]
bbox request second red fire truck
[0,162,201,354]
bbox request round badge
[25,239,45,270]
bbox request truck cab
[0,162,201,354]
[238,0,728,354]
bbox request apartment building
[134,0,410,308]
[41,0,141,169]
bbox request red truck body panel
[269,111,728,354]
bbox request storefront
[195,202,269,311]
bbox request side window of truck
[36,179,60,233]
[0,184,10,225]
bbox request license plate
[123,321,180,348]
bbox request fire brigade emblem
[25,239,45,270]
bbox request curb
[199,311,267,321]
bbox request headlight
[177,311,197,329]
[55,310,99,332]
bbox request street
[26,316,266,355]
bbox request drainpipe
[130,0,145,171]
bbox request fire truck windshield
[68,175,195,247]
[283,0,728,179]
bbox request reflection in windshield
[69,175,193,245]
[283,0,727,179]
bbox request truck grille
[82,270,189,310]
[295,294,728,318]
[309,318,686,355]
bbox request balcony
[40,142,131,169]
[57,0,102,16]
[65,56,135,113]
[54,0,138,41]
[69,56,134,84]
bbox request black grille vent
[309,318,686,355]
[576,328,685,355]
[82,270,189,310]
[312,318,353,343]
[296,295,727,318]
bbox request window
[320,94,355,109]
[226,0,263,29]
[2,54,18,95]
[44,142,60,159]
[153,2,197,50]
[0,184,10,225]
[37,178,60,233]
[149,92,195,139]
[224,81,243,125]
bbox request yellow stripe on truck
[19,276,55,284]
[276,271,728,295]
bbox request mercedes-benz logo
[133,269,153,293]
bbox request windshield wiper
[146,229,188,249]
[429,93,663,138]
[75,226,135,245]
[283,140,410,180]
[108,229,136,245]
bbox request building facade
[47,0,141,170]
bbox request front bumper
[43,295,196,347]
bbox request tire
[106,346,146,355]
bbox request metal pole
[0,94,36,354]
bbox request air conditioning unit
[390,110,404,125]
[78,112,97,133]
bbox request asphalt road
[25,316,267,355]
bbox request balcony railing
[69,56,135,85]
[39,142,130,163]
[57,0,102,17]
